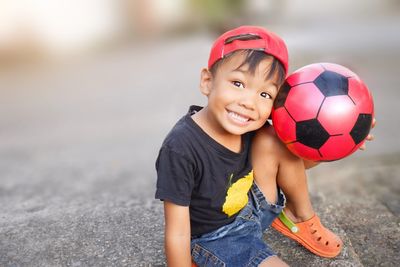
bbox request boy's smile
[193,52,280,150]
[227,110,252,125]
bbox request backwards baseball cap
[208,25,289,74]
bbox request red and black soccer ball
[272,63,374,161]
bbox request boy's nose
[238,91,257,110]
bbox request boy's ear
[199,68,213,96]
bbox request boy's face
[200,53,280,136]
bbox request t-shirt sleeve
[155,146,195,206]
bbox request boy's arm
[164,201,192,267]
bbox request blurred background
[0,0,399,266]
[0,0,399,197]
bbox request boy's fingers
[360,118,376,152]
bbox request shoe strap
[278,211,299,233]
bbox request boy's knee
[254,126,289,156]
[253,125,301,163]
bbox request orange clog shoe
[271,211,343,258]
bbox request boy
[155,26,373,266]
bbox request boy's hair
[207,25,288,86]
[209,49,286,86]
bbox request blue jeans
[191,182,285,266]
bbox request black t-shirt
[155,106,255,237]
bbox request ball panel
[350,113,373,144]
[287,142,322,161]
[274,82,291,109]
[296,119,330,149]
[348,78,374,114]
[321,63,357,78]
[314,71,349,96]
[285,83,325,121]
[286,64,325,86]
[319,135,356,161]
[350,140,365,154]
[317,95,358,134]
[271,108,297,143]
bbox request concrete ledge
[1,156,399,266]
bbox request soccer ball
[271,63,374,161]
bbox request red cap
[208,26,288,74]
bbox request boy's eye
[232,81,244,88]
[260,92,272,99]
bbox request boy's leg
[259,255,289,267]
[251,125,314,222]
[251,125,342,258]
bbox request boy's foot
[271,211,343,258]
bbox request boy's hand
[359,117,376,151]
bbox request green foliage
[189,0,246,32]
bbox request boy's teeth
[229,112,249,122]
